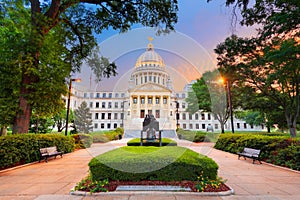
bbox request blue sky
[75,1,257,91]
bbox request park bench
[39,146,63,163]
[237,147,262,164]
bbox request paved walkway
[0,139,299,200]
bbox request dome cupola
[135,38,165,68]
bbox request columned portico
[124,39,176,131]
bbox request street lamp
[175,100,180,129]
[121,100,128,128]
[65,78,81,136]
[220,78,234,133]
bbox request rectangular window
[195,114,199,120]
[84,93,88,98]
[108,93,112,98]
[141,97,145,104]
[101,113,105,119]
[215,124,218,129]
[182,113,186,120]
[149,76,152,81]
[102,102,105,108]
[102,93,106,98]
[108,113,111,119]
[155,110,160,118]
[182,103,186,109]
[148,97,152,104]
[95,113,99,120]
[189,124,193,129]
[89,102,93,108]
[140,110,144,118]
[96,93,100,98]
[114,113,118,119]
[133,97,137,104]
[90,93,94,98]
[115,102,118,108]
[107,123,111,129]
[121,113,124,120]
[183,124,186,129]
[145,76,147,83]
[163,98,167,104]
[94,123,98,129]
[154,76,156,83]
[244,123,247,129]
[196,124,199,129]
[108,102,112,108]
[114,123,118,129]
[208,113,211,120]
[148,110,152,115]
[101,123,104,129]
[115,93,119,98]
[189,114,193,120]
[201,113,205,120]
[202,124,206,129]
[237,123,240,129]
[156,97,160,104]
[96,102,99,108]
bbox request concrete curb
[70,185,234,196]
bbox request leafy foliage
[0,134,75,169]
[186,70,228,133]
[214,133,300,170]
[74,102,93,134]
[127,138,177,146]
[89,146,218,181]
[72,133,93,149]
[1,0,178,133]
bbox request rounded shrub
[72,134,93,149]
[89,146,218,182]
[127,138,177,146]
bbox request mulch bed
[94,180,231,192]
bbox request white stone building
[68,41,263,135]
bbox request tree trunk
[0,127,7,136]
[12,75,32,134]
[286,116,297,138]
[267,125,271,133]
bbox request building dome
[135,42,165,68]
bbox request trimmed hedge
[0,134,75,169]
[127,138,177,146]
[177,129,219,142]
[91,128,123,143]
[89,146,218,181]
[72,134,93,149]
[214,134,300,170]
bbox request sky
[74,0,258,92]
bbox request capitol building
[69,40,263,136]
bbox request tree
[2,0,178,134]
[53,109,74,132]
[74,101,93,134]
[186,70,228,133]
[215,35,300,137]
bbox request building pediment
[129,83,172,93]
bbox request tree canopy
[211,0,300,137]
[0,0,178,133]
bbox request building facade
[69,41,263,133]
